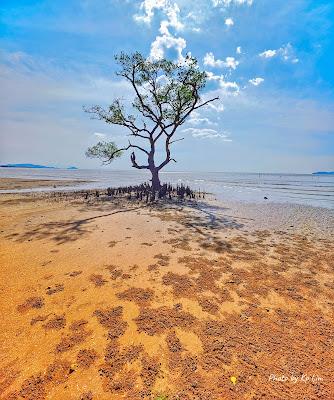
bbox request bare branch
[130,152,149,169]
[194,96,220,111]
[170,137,184,144]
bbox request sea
[0,168,333,210]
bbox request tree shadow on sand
[6,198,245,249]
[6,205,147,245]
[150,200,245,253]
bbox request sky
[0,0,333,173]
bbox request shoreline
[1,174,333,210]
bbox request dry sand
[0,190,333,399]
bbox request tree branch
[170,137,184,144]
[130,152,149,169]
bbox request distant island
[312,171,334,175]
[0,163,78,170]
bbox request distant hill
[312,171,334,175]
[0,163,56,169]
[0,164,78,170]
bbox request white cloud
[204,52,221,67]
[159,2,184,34]
[259,49,277,58]
[236,46,242,54]
[212,0,253,6]
[150,34,186,60]
[206,71,221,81]
[134,0,170,24]
[280,43,299,63]
[249,77,264,86]
[134,0,186,61]
[225,18,234,26]
[225,57,239,69]
[206,70,240,96]
[182,127,232,140]
[259,43,299,64]
[219,79,240,94]
[203,52,239,70]
[188,117,216,125]
[134,1,251,63]
[134,0,184,34]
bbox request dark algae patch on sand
[93,306,128,339]
[89,273,108,287]
[55,320,91,353]
[117,287,154,305]
[135,306,197,336]
[17,297,44,313]
[43,314,66,330]
[76,349,98,369]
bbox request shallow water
[0,168,333,209]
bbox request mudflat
[0,178,88,191]
[0,192,333,399]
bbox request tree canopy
[85,52,218,190]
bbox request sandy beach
[0,180,333,399]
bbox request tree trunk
[150,167,161,192]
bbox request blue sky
[0,0,333,173]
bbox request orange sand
[0,192,333,399]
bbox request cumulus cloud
[225,18,234,26]
[182,127,232,140]
[236,46,242,54]
[259,44,299,63]
[134,0,170,25]
[150,35,186,60]
[135,1,251,62]
[134,0,186,61]
[134,1,251,62]
[219,79,240,94]
[206,71,221,81]
[206,71,240,96]
[159,2,184,34]
[249,77,264,86]
[203,52,239,70]
[259,49,277,58]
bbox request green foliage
[85,141,122,164]
[84,52,217,171]
[114,52,207,124]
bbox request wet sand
[0,178,88,191]
[0,192,333,399]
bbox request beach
[0,179,333,399]
[0,178,89,191]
